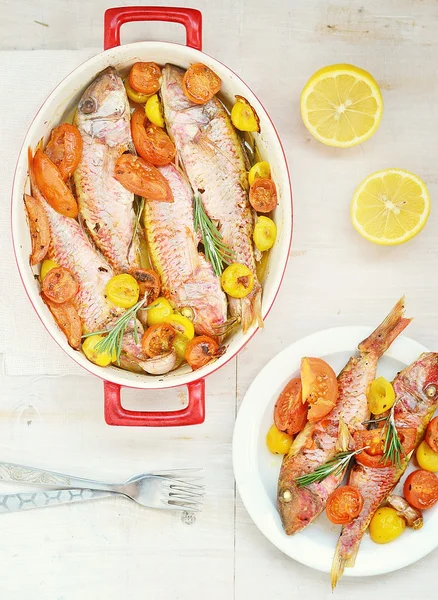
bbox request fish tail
[241,287,263,333]
[359,296,412,356]
[331,534,360,589]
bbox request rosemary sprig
[382,406,405,469]
[364,403,405,469]
[193,193,234,276]
[295,447,366,488]
[82,298,151,365]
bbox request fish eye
[425,384,437,398]
[79,97,96,114]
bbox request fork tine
[162,501,202,512]
[166,499,203,510]
[152,468,203,476]
[168,485,205,497]
[167,495,203,505]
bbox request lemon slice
[351,169,430,245]
[301,64,383,147]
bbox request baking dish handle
[104,6,202,51]
[103,379,205,427]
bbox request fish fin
[194,131,238,171]
[359,296,412,356]
[336,417,353,452]
[288,421,315,457]
[331,539,347,590]
[331,535,360,589]
[241,287,263,333]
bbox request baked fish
[278,298,411,534]
[161,64,262,332]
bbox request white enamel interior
[11,41,292,389]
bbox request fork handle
[0,489,112,513]
[0,461,115,492]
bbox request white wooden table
[1,0,437,598]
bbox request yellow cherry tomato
[106,274,139,309]
[40,259,58,281]
[369,507,406,544]
[124,79,150,104]
[173,332,190,362]
[416,440,438,472]
[248,161,270,186]
[164,313,195,340]
[145,94,165,127]
[266,424,293,455]
[221,263,254,298]
[367,376,395,414]
[147,296,173,326]
[231,95,260,132]
[82,335,116,367]
[253,216,277,252]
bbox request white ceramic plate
[232,326,438,577]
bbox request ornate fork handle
[0,489,112,513]
[0,461,116,491]
[0,462,72,486]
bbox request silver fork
[0,462,204,513]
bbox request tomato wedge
[249,178,278,213]
[42,294,82,349]
[353,427,416,468]
[182,63,221,104]
[45,123,82,181]
[274,377,308,435]
[326,486,364,524]
[141,323,176,358]
[33,149,78,218]
[426,416,438,453]
[300,357,338,423]
[114,154,173,201]
[129,268,161,304]
[404,469,438,510]
[42,267,79,304]
[24,194,50,265]
[129,62,161,96]
[185,335,221,370]
[131,108,176,166]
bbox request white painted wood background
[0,0,438,598]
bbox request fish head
[75,67,131,146]
[161,64,194,112]
[278,476,333,535]
[394,352,438,409]
[161,64,210,141]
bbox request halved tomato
[129,62,161,96]
[185,335,221,370]
[33,149,78,218]
[42,267,79,304]
[300,357,338,423]
[141,323,176,358]
[404,469,438,510]
[249,178,278,213]
[274,377,308,435]
[45,123,83,181]
[42,294,82,349]
[353,427,416,468]
[24,194,50,265]
[131,108,176,166]
[129,268,161,303]
[182,63,221,104]
[326,486,364,524]
[426,416,438,453]
[114,154,173,201]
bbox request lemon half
[301,64,383,147]
[351,169,430,245]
